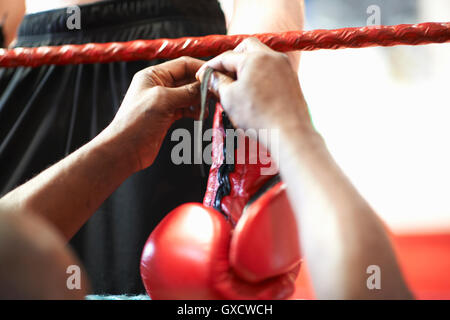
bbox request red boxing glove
[203,105,276,223]
[140,103,302,300]
[204,104,301,284]
[230,182,301,283]
[140,203,299,300]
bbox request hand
[196,38,313,145]
[105,57,204,171]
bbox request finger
[234,37,272,53]
[183,104,201,119]
[143,57,205,87]
[195,38,274,79]
[196,51,246,79]
[207,71,234,99]
[180,103,210,120]
[164,81,201,110]
[197,67,234,100]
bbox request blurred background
[294,0,450,299]
[300,0,450,234]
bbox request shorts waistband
[18,0,225,39]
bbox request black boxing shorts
[0,0,226,294]
[0,25,4,48]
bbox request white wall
[299,2,450,233]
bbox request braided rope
[0,22,449,68]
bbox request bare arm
[0,129,135,240]
[0,0,25,46]
[197,38,412,299]
[277,124,411,299]
[225,0,304,70]
[0,57,204,240]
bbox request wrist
[93,125,141,175]
[274,120,326,164]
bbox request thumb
[163,81,201,110]
[198,67,234,100]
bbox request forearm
[0,0,25,46]
[228,0,304,70]
[199,34,410,299]
[276,123,412,299]
[0,127,136,240]
[0,56,203,241]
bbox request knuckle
[275,52,290,64]
[243,37,259,45]
[250,51,289,66]
[249,52,269,63]
[133,69,146,82]
[222,50,235,57]
[186,82,200,97]
[236,37,264,53]
[178,56,192,63]
[145,67,159,80]
[150,85,167,99]
[136,67,165,86]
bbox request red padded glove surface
[140,203,299,300]
[203,104,275,223]
[230,182,301,283]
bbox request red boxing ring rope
[0,22,449,68]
